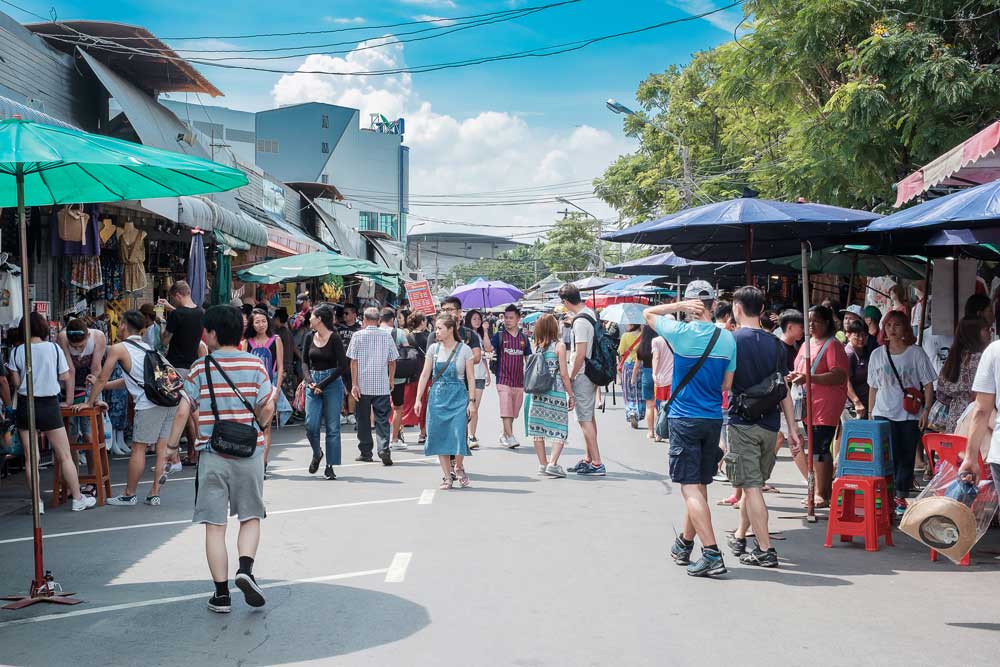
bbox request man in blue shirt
[644,280,736,577]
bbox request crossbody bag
[886,348,925,415]
[792,338,832,421]
[205,354,266,458]
[655,327,721,439]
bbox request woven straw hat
[899,496,978,564]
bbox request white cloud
[412,15,458,26]
[271,38,635,239]
[399,0,458,8]
[665,0,748,34]
[325,16,366,25]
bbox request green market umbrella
[0,117,247,610]
[237,251,400,291]
[770,246,927,279]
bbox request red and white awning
[894,121,1000,207]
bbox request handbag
[731,337,788,422]
[292,380,306,413]
[524,346,555,395]
[57,205,89,243]
[886,348,925,415]
[205,354,266,458]
[926,399,949,432]
[791,338,832,421]
[656,327,721,440]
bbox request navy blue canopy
[866,179,1000,232]
[605,251,713,275]
[603,197,880,261]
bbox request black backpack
[572,313,617,387]
[730,337,788,422]
[124,339,183,407]
[393,328,424,381]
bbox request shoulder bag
[792,338,832,421]
[886,348,925,415]
[655,327,721,440]
[731,337,788,422]
[205,354,266,458]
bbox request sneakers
[208,593,231,613]
[378,448,393,466]
[537,464,548,476]
[544,463,566,478]
[670,536,694,566]
[727,536,747,557]
[308,453,324,475]
[508,435,521,448]
[323,465,336,480]
[566,459,589,473]
[628,414,639,429]
[687,547,727,577]
[355,455,374,463]
[71,495,97,512]
[468,436,480,450]
[389,440,408,451]
[107,494,137,507]
[347,414,356,426]
[576,462,606,476]
[144,495,161,506]
[498,435,510,448]
[894,498,908,518]
[168,462,183,474]
[739,546,779,568]
[235,572,266,608]
[340,414,351,426]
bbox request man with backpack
[559,283,613,476]
[726,286,801,568]
[643,281,737,577]
[85,310,182,507]
[491,304,532,449]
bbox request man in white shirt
[559,284,605,476]
[962,340,1000,489]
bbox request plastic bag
[899,461,998,563]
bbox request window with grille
[257,139,279,153]
[322,114,329,128]
[321,142,329,153]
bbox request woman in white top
[868,310,937,516]
[7,312,96,512]
[464,309,493,449]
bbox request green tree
[596,1,1000,224]
[539,213,601,275]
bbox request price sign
[404,280,436,315]
[33,301,50,317]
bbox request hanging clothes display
[212,251,232,307]
[51,206,101,257]
[187,229,206,306]
[119,222,147,293]
[70,256,103,291]
[100,228,125,302]
[0,261,24,328]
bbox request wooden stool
[53,406,111,507]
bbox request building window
[321,114,329,128]
[226,128,255,143]
[320,174,329,184]
[359,211,399,238]
[321,142,329,153]
[257,139,279,153]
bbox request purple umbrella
[451,278,523,309]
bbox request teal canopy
[0,117,248,206]
[236,251,400,291]
[770,246,927,279]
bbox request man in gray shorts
[559,284,606,476]
[85,310,179,507]
[168,305,276,613]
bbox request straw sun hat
[899,496,978,563]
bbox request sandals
[440,477,453,490]
[717,494,739,506]
[455,467,470,488]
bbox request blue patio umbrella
[865,178,1000,233]
[605,251,713,276]
[187,230,207,306]
[598,275,675,297]
[522,311,543,325]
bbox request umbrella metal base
[2,580,80,610]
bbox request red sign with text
[404,281,436,315]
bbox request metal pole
[846,254,858,307]
[680,145,692,209]
[745,226,753,286]
[801,241,817,523]
[917,257,931,346]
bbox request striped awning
[177,195,268,247]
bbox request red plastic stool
[825,476,893,552]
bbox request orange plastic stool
[825,475,893,552]
[53,406,111,507]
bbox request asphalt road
[1,389,999,666]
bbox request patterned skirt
[525,390,569,441]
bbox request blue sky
[12,0,739,234]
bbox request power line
[38,1,748,77]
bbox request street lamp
[555,197,606,273]
[606,98,692,208]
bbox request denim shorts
[667,417,724,485]
[637,366,654,401]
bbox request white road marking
[0,567,389,628]
[418,490,435,505]
[0,497,420,545]
[384,552,412,583]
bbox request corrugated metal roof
[177,195,267,247]
[0,95,80,129]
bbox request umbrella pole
[801,241,817,524]
[2,172,80,609]
[917,257,931,346]
[745,226,753,286]
[846,255,857,306]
